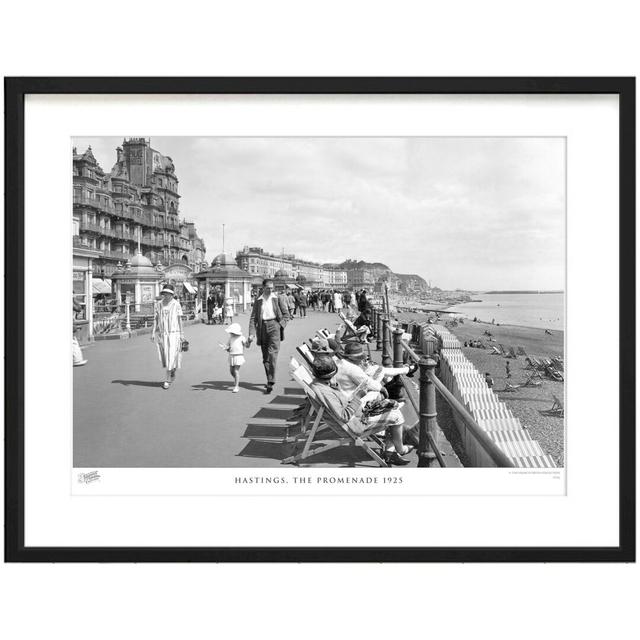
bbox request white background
[1,1,638,639]
[26,95,609,547]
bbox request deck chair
[507,346,518,358]
[527,356,542,369]
[548,394,564,417]
[501,382,521,392]
[490,345,502,355]
[516,346,527,356]
[498,343,506,355]
[545,365,564,382]
[282,379,389,467]
[296,344,315,368]
[522,371,543,387]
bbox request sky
[73,136,565,291]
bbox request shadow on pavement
[269,395,305,406]
[237,439,293,461]
[243,423,294,440]
[253,407,295,420]
[111,379,164,388]
[192,380,267,392]
[282,386,306,396]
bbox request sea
[446,292,565,331]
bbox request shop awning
[183,281,197,294]
[92,278,112,295]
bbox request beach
[397,313,565,467]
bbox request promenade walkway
[74,310,420,468]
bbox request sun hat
[343,342,366,360]
[311,354,338,380]
[327,338,342,356]
[160,284,176,295]
[225,322,243,335]
[310,336,333,353]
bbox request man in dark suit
[247,278,290,393]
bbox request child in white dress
[220,322,247,393]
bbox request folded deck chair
[490,345,502,355]
[516,346,527,356]
[282,379,389,467]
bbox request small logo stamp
[78,470,101,484]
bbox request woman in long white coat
[333,290,343,313]
[151,284,184,389]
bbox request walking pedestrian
[224,296,234,325]
[220,322,248,393]
[333,290,343,314]
[286,288,296,319]
[247,278,291,394]
[298,289,308,317]
[72,297,87,367]
[206,292,215,325]
[505,361,511,379]
[151,284,184,389]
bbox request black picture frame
[4,77,635,563]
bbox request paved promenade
[74,310,420,468]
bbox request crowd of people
[205,286,235,325]
[271,287,373,319]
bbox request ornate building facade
[72,139,207,277]
[235,246,348,288]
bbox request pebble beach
[397,312,565,467]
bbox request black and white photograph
[72,135,565,471]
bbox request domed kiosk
[194,253,253,313]
[273,267,297,292]
[111,251,164,312]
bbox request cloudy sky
[73,136,565,291]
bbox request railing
[73,194,101,208]
[94,299,199,336]
[397,334,514,468]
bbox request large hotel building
[73,139,207,277]
[235,246,368,289]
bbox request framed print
[4,77,635,562]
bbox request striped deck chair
[498,344,506,355]
[516,346,527,356]
[289,361,320,437]
[282,379,389,467]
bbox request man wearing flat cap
[248,278,290,394]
